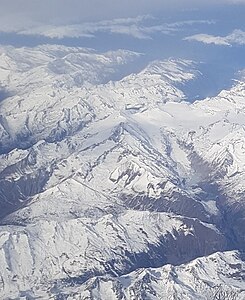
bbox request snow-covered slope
[0,211,227,299]
[64,251,245,300]
[0,45,245,299]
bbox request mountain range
[0,44,245,299]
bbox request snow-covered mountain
[0,44,245,299]
[63,251,245,300]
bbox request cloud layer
[184,29,245,46]
[18,17,214,40]
[0,0,244,34]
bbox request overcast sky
[0,0,244,32]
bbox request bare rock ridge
[0,45,245,299]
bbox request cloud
[184,34,230,45]
[0,0,244,34]
[184,29,245,46]
[5,16,214,40]
[18,16,154,39]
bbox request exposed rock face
[0,45,245,298]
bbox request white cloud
[18,16,153,39]
[227,29,245,45]
[184,29,245,46]
[15,17,214,40]
[184,34,230,45]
